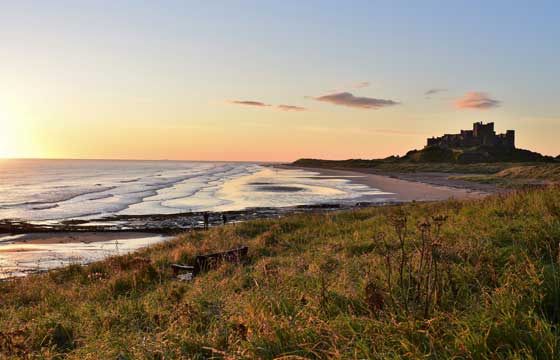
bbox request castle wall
[426,122,515,149]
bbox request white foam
[0,160,394,222]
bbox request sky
[0,0,559,161]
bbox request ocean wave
[0,161,383,221]
[88,194,115,201]
[119,178,141,183]
[31,204,60,210]
[1,186,118,208]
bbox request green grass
[2,187,560,358]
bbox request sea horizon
[0,157,284,163]
[0,159,390,223]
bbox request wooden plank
[170,264,195,276]
[194,246,248,274]
[170,246,248,277]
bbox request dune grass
[292,158,519,174]
[495,164,560,181]
[450,164,560,188]
[2,187,560,358]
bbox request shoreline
[277,164,493,201]
[0,231,160,246]
[0,202,389,248]
[0,166,491,247]
[0,165,493,278]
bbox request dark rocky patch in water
[0,201,401,236]
[253,185,304,192]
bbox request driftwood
[194,246,249,274]
[170,264,195,276]
[170,246,249,278]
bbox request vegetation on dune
[293,156,560,188]
[293,145,557,177]
[450,164,560,187]
[292,158,522,174]
[402,146,553,164]
[495,164,560,181]
[2,187,560,358]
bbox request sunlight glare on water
[0,160,394,222]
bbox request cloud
[277,105,307,112]
[229,100,270,107]
[424,88,447,96]
[454,92,500,109]
[229,100,306,112]
[313,92,399,109]
[352,81,370,89]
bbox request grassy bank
[291,158,518,173]
[2,187,560,358]
[450,164,560,188]
[293,159,560,188]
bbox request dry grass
[1,187,560,358]
[495,164,560,181]
[450,164,560,188]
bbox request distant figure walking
[203,212,210,230]
[222,213,228,225]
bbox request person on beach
[222,213,228,225]
[203,212,210,230]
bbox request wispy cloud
[352,81,370,89]
[312,92,399,110]
[424,88,447,96]
[229,100,270,107]
[454,92,500,109]
[229,100,306,112]
[330,81,370,92]
[277,105,307,112]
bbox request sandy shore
[0,232,159,246]
[0,167,488,248]
[279,165,490,201]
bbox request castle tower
[504,130,515,148]
[425,122,514,149]
[473,122,495,138]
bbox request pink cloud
[277,105,306,112]
[455,92,500,109]
[352,81,370,89]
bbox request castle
[426,122,515,149]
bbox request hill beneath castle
[400,144,552,163]
[293,122,556,170]
[293,145,555,170]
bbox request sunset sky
[1,1,559,161]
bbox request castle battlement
[426,122,515,149]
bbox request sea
[0,159,394,277]
[0,159,392,222]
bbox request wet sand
[0,232,158,246]
[278,165,491,201]
[0,167,489,248]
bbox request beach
[278,165,492,201]
[0,232,171,278]
[0,231,159,246]
[0,161,494,278]
[0,164,492,247]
